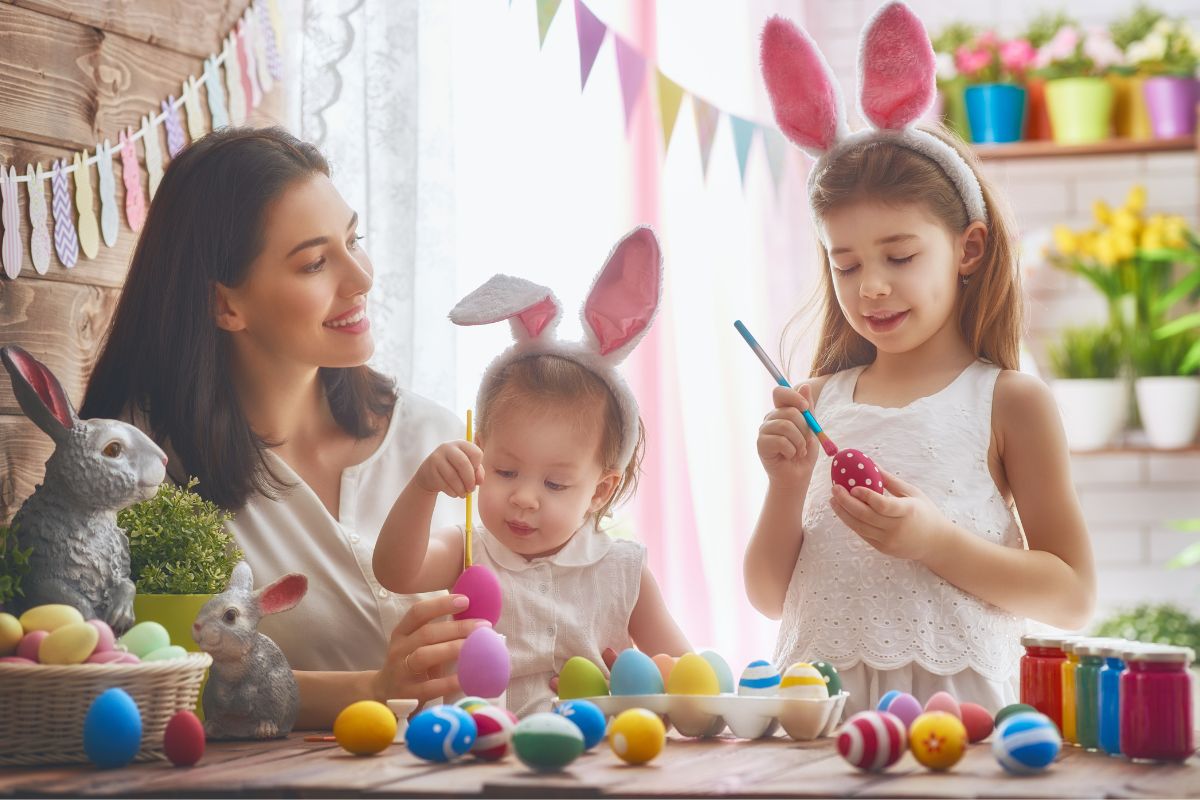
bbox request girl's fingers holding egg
[830,486,887,537]
[392,594,472,637]
[852,485,903,517]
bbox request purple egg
[457,626,510,699]
[87,620,116,654]
[888,693,923,730]
[452,565,502,626]
[16,630,48,662]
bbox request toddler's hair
[786,123,1023,378]
[479,354,644,523]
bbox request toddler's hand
[415,440,485,498]
[829,469,948,562]
[757,384,820,489]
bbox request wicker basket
[0,652,211,766]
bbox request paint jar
[1073,640,1109,751]
[1121,644,1195,762]
[1020,634,1069,731]
[1061,639,1081,745]
[1098,642,1129,757]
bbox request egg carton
[555,691,849,740]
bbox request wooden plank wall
[0,0,287,521]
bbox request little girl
[374,227,690,717]
[745,3,1096,715]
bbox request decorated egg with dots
[879,691,922,730]
[837,711,907,772]
[738,660,781,696]
[960,702,994,743]
[909,711,968,771]
[831,449,884,495]
[512,712,584,772]
[405,704,477,762]
[163,710,206,767]
[779,662,828,700]
[924,691,961,719]
[608,708,666,765]
[470,705,518,761]
[554,700,607,750]
[992,712,1061,774]
[811,661,842,697]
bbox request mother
[81,126,480,728]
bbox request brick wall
[808,0,1200,624]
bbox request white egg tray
[555,692,849,740]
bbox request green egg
[143,644,188,662]
[117,621,171,658]
[995,703,1039,728]
[557,656,609,699]
[512,713,584,772]
[811,660,842,697]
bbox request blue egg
[83,688,142,769]
[405,704,477,762]
[992,712,1062,774]
[699,650,735,694]
[609,649,664,695]
[554,700,607,750]
[877,690,902,713]
[737,659,781,696]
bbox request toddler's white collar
[471,523,613,572]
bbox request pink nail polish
[452,595,469,609]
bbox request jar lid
[1122,644,1195,664]
[1074,639,1125,658]
[1021,633,1075,649]
[1098,641,1130,658]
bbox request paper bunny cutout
[1,166,22,279]
[26,165,51,274]
[224,37,248,126]
[450,226,663,468]
[257,0,285,82]
[204,56,230,130]
[162,97,186,158]
[183,76,207,142]
[50,160,79,269]
[96,140,119,248]
[73,151,100,260]
[249,10,274,93]
[119,130,147,233]
[142,115,164,200]
[238,19,262,109]
[760,1,985,222]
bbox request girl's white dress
[774,359,1025,714]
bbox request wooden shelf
[974,135,1196,160]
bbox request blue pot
[965,83,1027,143]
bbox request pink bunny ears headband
[761,1,986,224]
[449,226,662,469]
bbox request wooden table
[2,733,1197,798]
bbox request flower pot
[1045,77,1114,145]
[133,593,214,718]
[1109,74,1153,140]
[1143,76,1200,139]
[1024,78,1054,141]
[1051,378,1128,451]
[1134,376,1200,449]
[940,78,971,141]
[964,83,1026,143]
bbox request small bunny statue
[1,345,167,633]
[193,560,308,739]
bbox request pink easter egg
[457,626,510,699]
[452,564,502,626]
[117,652,141,664]
[86,619,116,654]
[837,711,907,771]
[924,691,961,720]
[831,449,885,495]
[886,692,922,730]
[16,630,48,662]
[87,650,132,664]
[0,656,37,664]
[960,701,994,743]
[651,653,676,685]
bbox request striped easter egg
[837,711,907,772]
[992,712,1061,775]
[779,662,828,700]
[738,659,781,696]
[470,706,518,761]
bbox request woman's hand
[371,593,489,710]
[757,385,819,489]
[829,470,950,562]
[414,440,485,498]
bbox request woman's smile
[324,303,370,334]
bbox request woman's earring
[961,275,970,287]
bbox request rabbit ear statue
[1,345,167,633]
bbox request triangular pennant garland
[729,115,758,187]
[574,0,606,91]
[656,70,685,151]
[614,34,646,131]
[693,96,721,178]
[537,0,562,49]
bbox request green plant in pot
[1033,24,1124,144]
[1047,324,1128,450]
[0,523,33,613]
[1094,603,1200,654]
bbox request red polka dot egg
[837,711,907,772]
[832,450,884,494]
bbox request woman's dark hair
[81,126,396,511]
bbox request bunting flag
[96,140,119,248]
[656,70,684,150]
[536,0,562,49]
[729,115,758,187]
[224,35,248,126]
[183,76,206,141]
[762,128,789,195]
[142,114,165,200]
[574,0,606,90]
[1,167,23,279]
[204,56,230,130]
[693,96,721,178]
[162,97,187,157]
[25,165,51,274]
[73,151,100,260]
[613,34,646,131]
[119,129,147,233]
[50,161,79,269]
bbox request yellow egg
[779,662,828,699]
[608,708,665,764]
[0,613,22,656]
[19,604,84,634]
[38,622,99,665]
[334,700,397,756]
[909,711,968,771]
[665,652,719,695]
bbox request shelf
[974,135,1196,160]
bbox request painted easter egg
[334,700,397,755]
[609,708,666,765]
[0,612,22,656]
[512,712,584,772]
[651,653,675,684]
[452,564,502,626]
[83,688,142,769]
[811,660,842,697]
[877,690,901,712]
[738,660,781,696]
[555,700,607,750]
[881,692,922,730]
[470,706,518,761]
[86,620,116,654]
[995,702,1038,728]
[699,650,735,693]
[831,449,885,495]
[666,653,720,695]
[960,702,994,743]
[144,645,188,662]
[118,621,170,658]
[163,710,206,767]
[457,626,510,699]
[39,622,99,665]
[779,662,828,700]
[557,656,609,699]
[454,696,491,714]
[610,649,664,696]
[19,604,84,634]
[924,691,961,719]
[16,630,48,662]
[837,711,907,772]
[909,711,968,771]
[992,712,1061,774]
[406,705,477,762]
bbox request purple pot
[1143,76,1200,138]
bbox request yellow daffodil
[1113,209,1140,235]
[1124,185,1146,214]
[1140,228,1164,252]
[1094,235,1118,267]
[1053,225,1078,255]
[1092,200,1112,226]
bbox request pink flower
[1000,38,1036,72]
[956,44,992,76]
[1083,27,1124,70]
[1037,25,1080,68]
[977,30,999,48]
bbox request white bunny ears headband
[761,1,986,224]
[449,226,662,470]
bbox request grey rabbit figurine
[193,561,308,739]
[1,345,166,633]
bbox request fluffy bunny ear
[228,561,254,593]
[257,573,307,616]
[1,345,76,442]
[857,1,937,130]
[760,15,849,159]
[449,275,563,344]
[581,226,662,363]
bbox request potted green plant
[1019,11,1078,140]
[1131,331,1200,448]
[0,522,33,613]
[1108,3,1165,139]
[1125,16,1200,138]
[1048,324,1127,450]
[931,22,977,140]
[1034,25,1124,144]
[956,30,1035,143]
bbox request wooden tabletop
[1,732,1197,798]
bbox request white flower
[936,51,957,82]
[1136,32,1169,63]
[1153,18,1174,37]
[1084,27,1124,69]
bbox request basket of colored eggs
[555,649,849,741]
[0,605,210,766]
